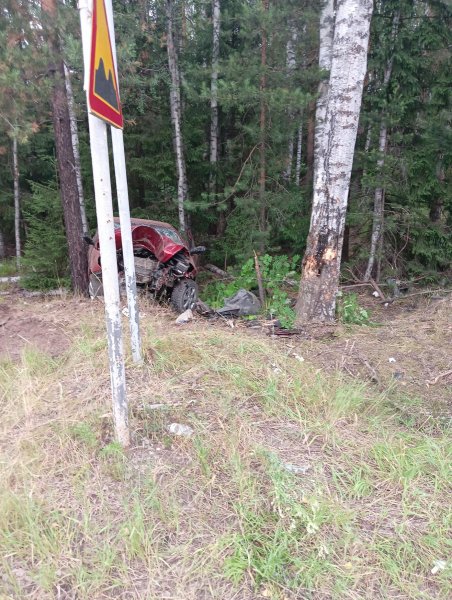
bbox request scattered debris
[175,308,193,324]
[372,291,380,297]
[431,560,447,575]
[426,369,452,386]
[167,423,194,437]
[195,299,214,316]
[283,463,311,475]
[293,353,304,362]
[388,357,396,363]
[122,307,129,317]
[216,289,261,317]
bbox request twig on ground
[426,369,452,386]
[378,289,451,304]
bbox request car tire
[171,279,198,312]
[89,273,103,299]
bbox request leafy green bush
[21,183,70,290]
[203,254,300,329]
[336,292,371,325]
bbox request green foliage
[21,183,70,290]
[203,254,299,328]
[0,258,17,277]
[336,292,371,326]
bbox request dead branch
[378,289,452,304]
[426,369,452,386]
[204,264,234,280]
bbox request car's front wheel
[171,279,198,312]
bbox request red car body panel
[88,218,198,277]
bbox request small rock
[372,291,380,297]
[283,462,310,474]
[388,357,396,363]
[293,353,304,363]
[168,423,194,437]
[431,560,447,575]
[175,309,193,324]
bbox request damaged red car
[85,218,205,312]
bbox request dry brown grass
[0,293,450,599]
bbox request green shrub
[21,183,70,290]
[336,292,371,325]
[203,254,300,329]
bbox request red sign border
[88,0,123,129]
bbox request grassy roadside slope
[0,298,450,599]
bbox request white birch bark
[313,0,336,173]
[166,0,188,232]
[364,12,400,281]
[209,0,220,195]
[12,135,20,269]
[282,28,297,182]
[296,0,373,324]
[295,120,303,186]
[64,62,88,233]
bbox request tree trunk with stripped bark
[296,0,373,324]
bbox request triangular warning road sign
[89,0,123,129]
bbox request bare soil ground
[0,286,450,600]
[1,287,450,414]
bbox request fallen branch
[426,369,452,386]
[204,264,234,280]
[369,277,386,302]
[378,288,451,304]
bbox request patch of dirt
[204,290,452,422]
[0,294,86,360]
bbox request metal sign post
[79,0,130,446]
[104,0,142,364]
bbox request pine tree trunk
[258,0,269,246]
[42,0,88,294]
[210,0,220,197]
[364,12,399,282]
[12,135,20,269]
[166,0,188,232]
[295,0,373,324]
[64,62,88,234]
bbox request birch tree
[296,0,373,324]
[210,0,220,194]
[258,0,269,243]
[282,27,297,182]
[364,10,399,282]
[64,62,88,234]
[166,0,188,233]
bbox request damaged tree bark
[295,0,373,324]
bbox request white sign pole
[78,0,129,447]
[104,0,142,365]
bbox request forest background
[0,0,450,308]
